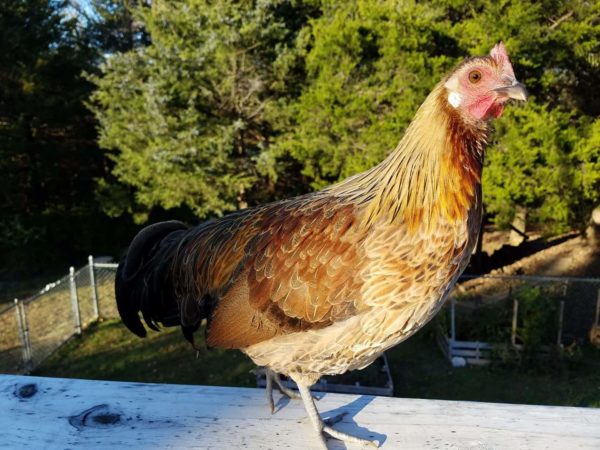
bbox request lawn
[35,319,600,408]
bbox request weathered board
[1,374,599,449]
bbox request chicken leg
[296,382,378,449]
[265,368,302,413]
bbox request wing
[205,195,370,349]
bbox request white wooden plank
[1,374,599,450]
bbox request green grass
[35,319,600,408]
[35,320,256,387]
[387,329,600,407]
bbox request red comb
[490,42,515,78]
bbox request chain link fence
[0,257,119,374]
[438,275,600,365]
[94,263,120,319]
[0,302,24,373]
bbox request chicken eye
[469,70,482,84]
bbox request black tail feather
[115,220,189,338]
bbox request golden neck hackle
[329,82,488,231]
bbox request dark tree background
[0,0,136,281]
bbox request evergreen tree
[87,0,150,54]
[93,0,599,234]
[90,0,318,222]
[271,0,600,233]
[270,0,457,188]
[0,0,104,272]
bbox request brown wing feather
[205,197,368,349]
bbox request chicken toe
[297,383,378,449]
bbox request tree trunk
[23,115,45,214]
[509,206,527,246]
[586,206,600,246]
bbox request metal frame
[255,353,394,397]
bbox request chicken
[116,43,527,448]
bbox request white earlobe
[448,91,463,108]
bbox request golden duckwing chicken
[116,43,527,448]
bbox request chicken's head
[444,42,527,121]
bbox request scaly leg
[265,368,302,413]
[297,383,379,449]
[271,369,303,399]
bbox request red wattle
[489,103,505,118]
[467,96,503,120]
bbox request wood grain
[2,375,599,449]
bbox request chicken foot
[297,383,379,449]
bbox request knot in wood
[14,383,38,399]
[69,404,122,430]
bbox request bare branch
[548,10,574,31]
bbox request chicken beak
[493,80,528,101]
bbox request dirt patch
[481,232,600,278]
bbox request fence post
[88,255,100,320]
[557,300,565,348]
[511,298,519,347]
[14,299,32,373]
[69,267,82,335]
